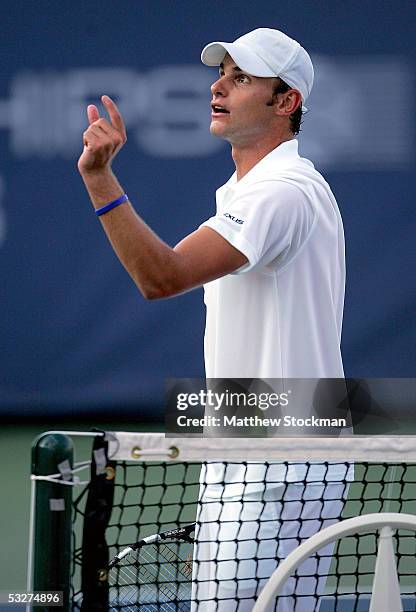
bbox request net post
[30,433,74,611]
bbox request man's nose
[211,76,227,97]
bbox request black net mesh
[109,539,193,611]
[70,457,416,611]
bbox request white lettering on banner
[0,176,6,248]
[0,58,412,168]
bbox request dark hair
[273,78,303,135]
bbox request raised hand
[78,95,127,175]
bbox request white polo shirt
[200,139,348,492]
[201,139,345,379]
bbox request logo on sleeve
[224,212,244,225]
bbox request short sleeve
[201,180,316,273]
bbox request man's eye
[237,75,249,83]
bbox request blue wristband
[95,194,128,216]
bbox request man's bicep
[173,227,248,289]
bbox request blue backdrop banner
[0,1,415,417]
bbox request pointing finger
[102,95,126,136]
[87,104,100,125]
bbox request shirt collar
[224,139,300,190]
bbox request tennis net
[29,433,416,611]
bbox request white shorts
[191,481,348,611]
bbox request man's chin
[210,122,229,139]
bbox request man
[79,28,349,611]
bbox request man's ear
[272,90,302,117]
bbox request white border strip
[107,433,416,462]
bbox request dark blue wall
[0,1,415,417]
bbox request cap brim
[201,41,276,78]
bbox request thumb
[87,104,100,125]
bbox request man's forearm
[80,168,185,300]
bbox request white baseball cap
[201,28,314,108]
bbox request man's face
[210,53,277,146]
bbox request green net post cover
[31,433,73,611]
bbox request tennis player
[78,28,349,611]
